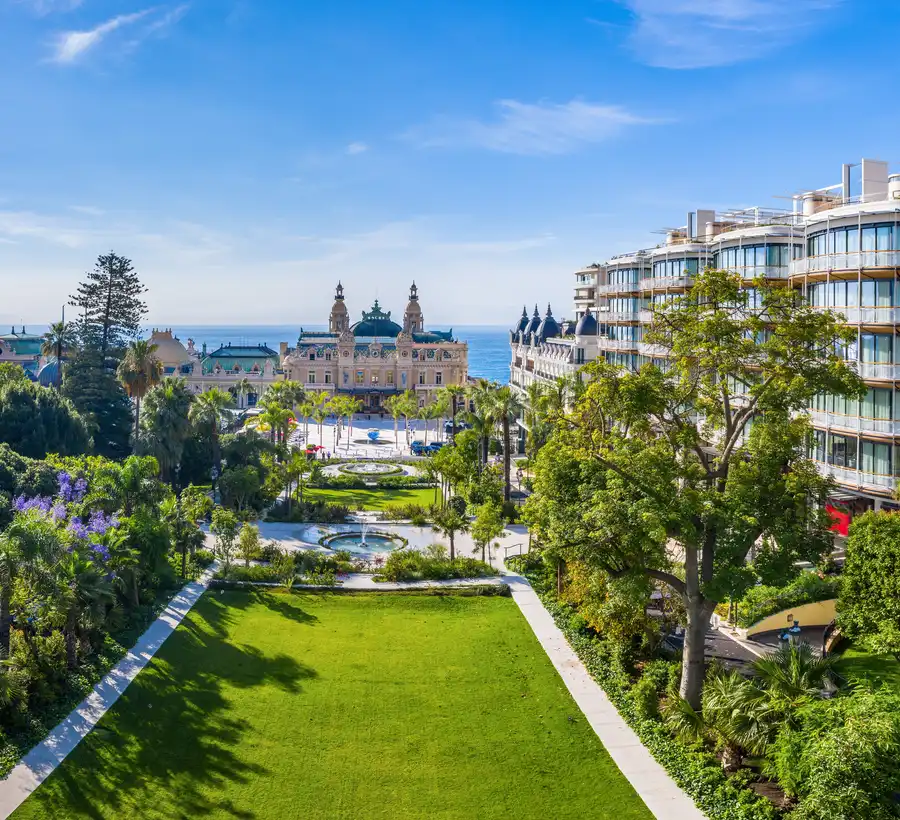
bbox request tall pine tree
[64,252,148,459]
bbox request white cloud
[405,99,657,155]
[50,5,189,64]
[345,142,368,155]
[52,9,154,63]
[619,0,843,69]
[0,210,100,247]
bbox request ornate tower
[329,281,349,333]
[403,281,424,333]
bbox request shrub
[736,572,839,628]
[631,676,660,721]
[218,565,279,583]
[193,549,215,569]
[377,550,497,583]
[267,498,349,523]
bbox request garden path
[499,564,707,820]
[0,565,218,820]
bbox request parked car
[426,441,446,453]
[410,440,428,455]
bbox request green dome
[351,300,402,338]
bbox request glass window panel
[833,229,847,254]
[877,225,893,251]
[877,280,892,307]
[846,227,859,252]
[862,226,877,251]
[847,279,859,306]
[862,280,876,305]
[877,334,892,362]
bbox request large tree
[41,320,77,388]
[0,381,89,458]
[526,268,862,707]
[69,252,147,361]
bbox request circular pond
[319,530,405,555]
[338,462,403,476]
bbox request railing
[639,276,694,290]
[637,342,670,357]
[502,543,528,560]
[855,362,900,380]
[809,410,900,435]
[720,265,791,280]
[791,251,900,275]
[603,311,640,322]
[830,306,900,324]
[815,461,896,491]
[638,309,653,323]
[597,338,638,351]
[595,282,641,295]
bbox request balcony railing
[595,282,641,295]
[809,410,900,436]
[815,461,896,491]
[597,337,638,351]
[637,342,670,357]
[854,362,900,380]
[638,309,653,323]
[791,251,900,275]
[639,276,694,291]
[602,310,640,322]
[718,265,791,280]
[814,306,900,324]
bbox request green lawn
[12,592,651,820]
[837,642,900,693]
[305,486,436,510]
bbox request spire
[521,305,527,318]
[335,281,344,301]
[409,281,418,301]
[546,303,553,317]
[533,304,539,317]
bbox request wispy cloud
[345,142,368,155]
[405,99,658,155]
[618,0,843,69]
[15,0,83,15]
[51,5,189,64]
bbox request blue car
[426,441,446,453]
[410,440,428,455]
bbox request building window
[309,352,316,361]
[324,372,332,384]
[308,371,316,384]
[343,371,349,385]
[356,371,364,385]
[371,373,379,385]
[401,372,407,387]
[324,351,332,361]
[418,371,426,385]
[435,371,443,385]
[386,372,394,385]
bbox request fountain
[319,525,405,555]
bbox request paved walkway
[501,569,706,820]
[0,565,217,819]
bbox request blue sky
[1,0,898,326]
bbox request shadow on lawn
[22,594,317,820]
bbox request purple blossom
[90,543,110,561]
[73,478,88,502]
[67,517,88,539]
[51,502,67,522]
[88,511,111,535]
[57,471,73,501]
[12,496,52,515]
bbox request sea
[161,324,511,385]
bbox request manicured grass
[837,641,900,693]
[305,486,436,510]
[12,592,651,820]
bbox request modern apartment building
[510,158,900,516]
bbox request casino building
[281,283,468,411]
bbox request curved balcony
[808,410,900,436]
[791,251,900,276]
[637,342,669,357]
[597,337,638,351]
[639,276,694,291]
[854,362,900,380]
[596,282,641,295]
[815,461,895,493]
[602,310,640,323]
[719,265,790,280]
[816,306,900,324]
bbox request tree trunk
[449,531,455,561]
[134,395,141,445]
[502,416,511,502]
[679,544,714,709]
[132,572,140,608]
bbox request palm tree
[117,340,163,445]
[438,385,466,441]
[417,402,432,445]
[265,380,305,411]
[41,320,76,388]
[258,399,293,445]
[492,386,523,503]
[189,388,234,472]
[310,392,330,446]
[139,378,193,483]
[344,397,362,442]
[432,504,470,561]
[384,394,404,447]
[751,642,835,706]
[468,379,498,467]
[52,551,114,669]
[399,390,418,445]
[523,381,549,459]
[299,397,315,439]
[235,377,253,409]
